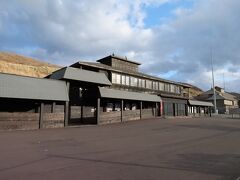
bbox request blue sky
[144,0,194,27]
[0,0,240,92]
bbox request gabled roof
[99,87,161,102]
[198,88,238,101]
[71,62,189,87]
[49,67,111,86]
[0,73,69,101]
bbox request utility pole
[223,73,226,90]
[211,48,218,114]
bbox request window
[126,76,130,86]
[176,86,181,94]
[116,74,121,84]
[146,80,152,89]
[112,73,116,84]
[153,81,158,90]
[159,82,164,91]
[121,75,126,85]
[140,79,146,88]
[164,83,170,92]
[112,73,121,84]
[130,76,138,87]
[170,84,175,93]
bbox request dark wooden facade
[0,98,66,130]
[0,54,213,130]
[70,54,190,121]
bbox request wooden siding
[99,111,121,125]
[123,110,140,122]
[42,113,64,129]
[142,108,155,119]
[0,112,39,130]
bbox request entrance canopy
[188,100,213,107]
[99,87,161,102]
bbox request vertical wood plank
[96,98,100,124]
[121,100,124,122]
[64,81,70,127]
[51,102,56,113]
[64,101,69,126]
[39,102,44,129]
[140,101,142,119]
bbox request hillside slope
[0,52,60,78]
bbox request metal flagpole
[211,48,218,114]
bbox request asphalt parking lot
[0,116,240,180]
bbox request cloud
[141,0,240,92]
[0,0,240,92]
[0,0,155,63]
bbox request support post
[64,101,69,126]
[39,102,44,129]
[140,101,142,119]
[64,81,70,127]
[185,104,188,116]
[51,102,56,113]
[96,98,100,124]
[155,102,158,117]
[173,103,176,117]
[121,100,124,122]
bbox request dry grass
[0,52,61,78]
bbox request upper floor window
[140,79,146,88]
[112,73,121,84]
[170,84,175,93]
[130,77,138,87]
[126,76,130,86]
[164,83,170,92]
[154,81,159,90]
[159,82,164,91]
[176,86,181,94]
[146,80,152,89]
[121,75,126,85]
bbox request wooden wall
[123,110,140,122]
[99,108,155,125]
[99,111,121,125]
[142,108,155,119]
[0,102,65,131]
[0,112,39,130]
[42,113,64,129]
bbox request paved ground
[0,117,240,180]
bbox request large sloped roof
[0,73,69,101]
[71,61,190,87]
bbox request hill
[0,52,61,78]
[181,83,203,98]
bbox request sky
[0,0,240,92]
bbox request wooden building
[0,73,69,130]
[69,54,191,121]
[196,86,239,114]
[0,54,214,130]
